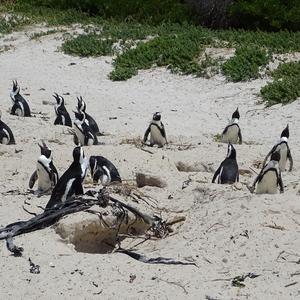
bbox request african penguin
[73,111,98,146]
[212,143,239,184]
[77,96,100,135]
[10,80,31,117]
[221,108,242,144]
[29,142,59,195]
[143,112,167,147]
[250,151,284,194]
[89,156,121,185]
[262,125,293,172]
[53,93,72,127]
[0,110,15,145]
[45,146,89,209]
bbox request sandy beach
[0,26,300,299]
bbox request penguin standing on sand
[10,80,31,117]
[249,151,284,194]
[45,146,89,209]
[212,143,239,184]
[262,125,293,172]
[53,93,72,127]
[0,110,15,145]
[143,112,167,147]
[73,111,98,146]
[29,142,59,195]
[77,96,100,135]
[89,156,121,185]
[221,108,242,144]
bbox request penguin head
[38,141,52,159]
[53,93,64,106]
[226,143,236,159]
[231,108,240,120]
[271,150,281,162]
[280,124,289,139]
[153,112,161,121]
[10,80,20,100]
[73,146,85,164]
[77,96,86,112]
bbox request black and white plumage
[77,96,100,135]
[221,108,242,144]
[0,110,15,145]
[251,151,284,194]
[10,80,31,117]
[45,146,89,209]
[29,142,59,195]
[212,144,239,184]
[143,112,167,147]
[53,93,72,127]
[262,125,293,172]
[73,111,98,146]
[89,156,121,185]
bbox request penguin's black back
[0,120,15,144]
[85,112,100,134]
[219,158,239,184]
[81,122,98,145]
[45,161,82,209]
[90,156,121,182]
[14,94,31,116]
[54,106,72,127]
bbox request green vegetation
[62,34,115,56]
[261,62,300,106]
[230,0,300,31]
[1,1,299,105]
[222,46,270,82]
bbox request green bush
[109,31,210,81]
[230,0,300,31]
[62,34,115,56]
[261,61,300,105]
[222,46,270,82]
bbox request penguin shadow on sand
[9,80,31,118]
[28,141,59,197]
[143,112,167,148]
[248,125,293,194]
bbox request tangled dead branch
[0,189,192,266]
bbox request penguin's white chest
[37,162,52,191]
[256,171,278,194]
[278,144,288,171]
[222,125,239,144]
[74,123,85,145]
[150,125,166,146]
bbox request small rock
[136,172,167,188]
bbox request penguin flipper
[29,170,38,189]
[278,172,284,193]
[262,147,274,168]
[143,125,151,143]
[74,178,84,195]
[238,128,242,144]
[212,165,222,183]
[160,122,167,142]
[287,148,293,171]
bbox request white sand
[0,26,300,299]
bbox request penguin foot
[247,185,255,194]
